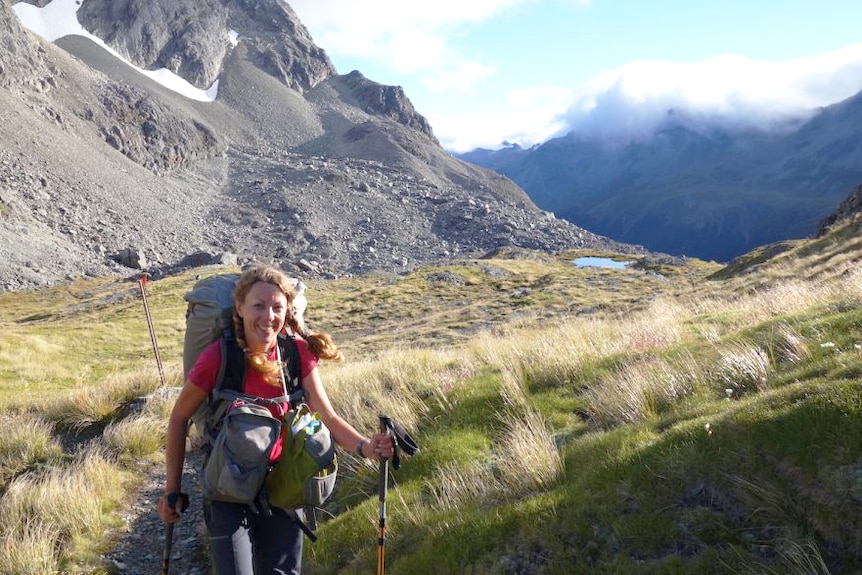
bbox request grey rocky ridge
[0,0,643,292]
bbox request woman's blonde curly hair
[232,265,342,386]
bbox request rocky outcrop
[76,0,336,92]
[0,0,54,90]
[77,0,230,90]
[341,70,437,140]
[228,0,335,92]
[89,81,221,173]
[816,184,862,236]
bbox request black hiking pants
[204,499,303,575]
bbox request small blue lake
[573,257,634,269]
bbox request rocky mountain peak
[341,70,436,141]
[75,0,335,92]
[0,0,641,291]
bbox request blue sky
[14,0,862,154]
[289,0,862,152]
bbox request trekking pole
[376,414,391,575]
[162,493,188,575]
[138,273,167,387]
[374,415,419,575]
[161,523,174,575]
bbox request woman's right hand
[158,492,189,524]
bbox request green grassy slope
[1,224,861,574]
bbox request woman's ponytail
[286,315,343,362]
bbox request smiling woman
[159,264,396,575]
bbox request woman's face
[236,281,288,352]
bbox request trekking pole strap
[286,509,318,542]
[378,415,420,470]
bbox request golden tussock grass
[103,411,167,458]
[0,519,62,575]
[712,340,772,398]
[840,266,862,300]
[0,414,62,488]
[40,366,166,431]
[426,406,564,511]
[493,405,564,494]
[620,297,687,352]
[582,356,695,427]
[0,445,127,571]
[426,458,499,513]
[468,316,627,391]
[323,346,473,436]
[769,539,832,575]
[426,366,563,512]
[770,323,811,366]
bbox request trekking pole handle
[378,414,391,440]
[161,492,187,575]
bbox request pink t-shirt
[188,336,318,402]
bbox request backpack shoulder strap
[200,331,246,449]
[218,329,246,395]
[213,330,302,402]
[278,332,305,403]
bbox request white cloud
[431,43,862,151]
[289,1,523,75]
[433,110,565,153]
[423,61,497,94]
[433,85,572,152]
[562,44,862,140]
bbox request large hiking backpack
[182,272,308,379]
[182,272,337,539]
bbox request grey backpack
[200,394,284,504]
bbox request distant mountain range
[457,93,862,262]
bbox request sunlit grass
[0,519,61,575]
[711,340,771,398]
[40,367,165,431]
[0,414,63,489]
[323,346,470,438]
[0,445,128,571]
[103,410,167,458]
[2,232,862,574]
[582,356,696,427]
